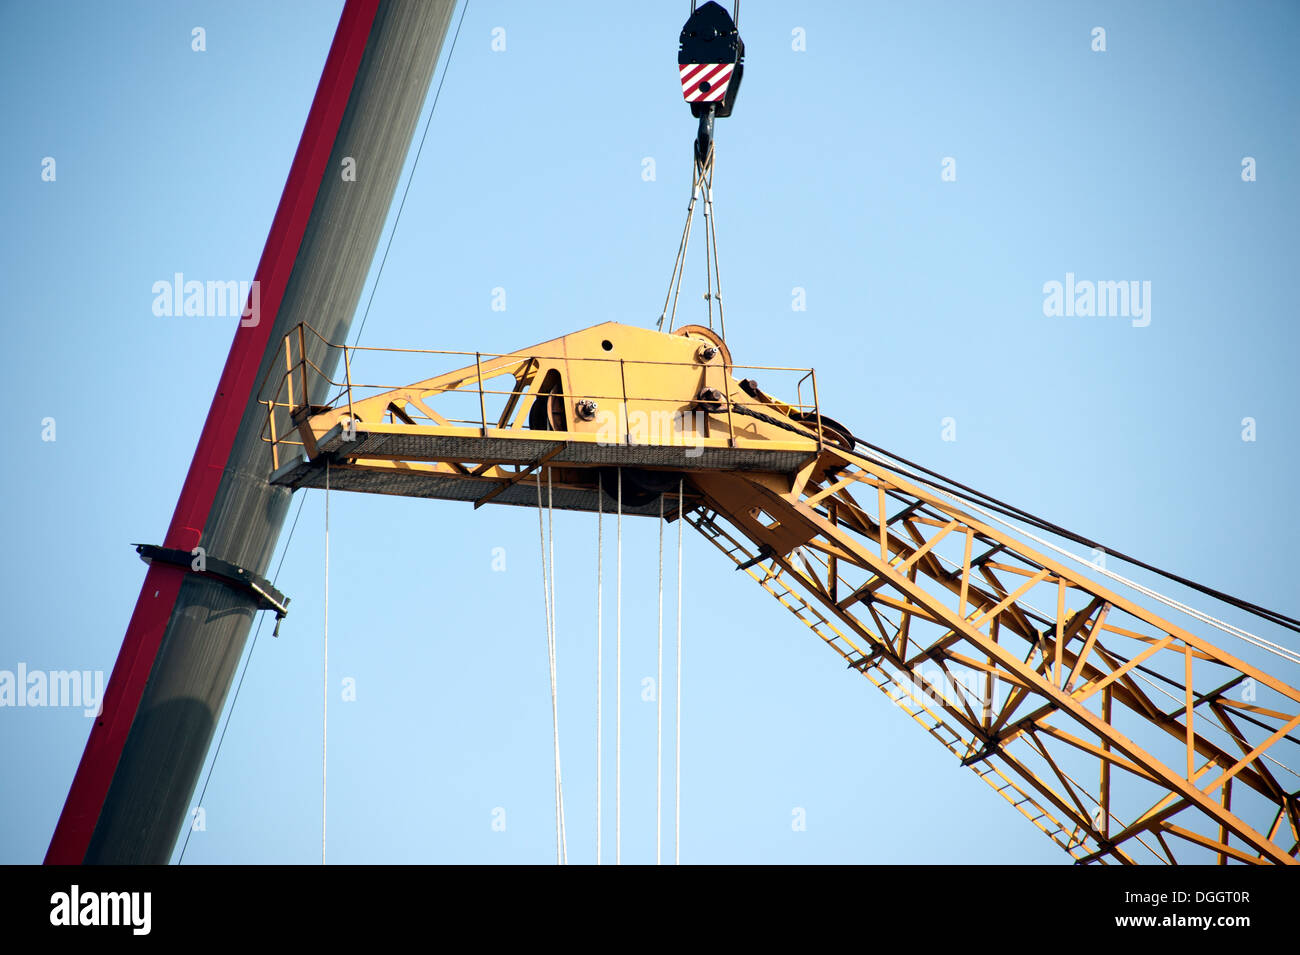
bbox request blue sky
[3,0,1298,864]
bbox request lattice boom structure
[264,320,1300,864]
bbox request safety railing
[259,322,823,471]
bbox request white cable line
[660,154,703,333]
[656,494,664,865]
[855,447,1300,667]
[596,487,603,864]
[675,479,684,866]
[616,468,623,865]
[535,477,558,862]
[937,545,1300,725]
[1128,666,1300,780]
[702,150,727,341]
[939,547,1300,780]
[537,471,567,863]
[909,530,1300,784]
[322,460,329,866]
[1126,669,1300,781]
[548,469,568,863]
[707,149,717,332]
[969,493,1300,665]
[841,454,1300,817]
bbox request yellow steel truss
[262,321,1300,864]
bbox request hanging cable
[675,479,684,866]
[701,145,727,341]
[548,470,568,862]
[616,468,623,865]
[536,477,559,863]
[596,485,603,864]
[658,154,704,333]
[658,140,727,337]
[656,495,664,865]
[702,148,715,333]
[322,459,329,866]
[537,470,568,863]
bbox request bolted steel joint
[695,387,725,413]
[575,398,599,421]
[696,344,719,363]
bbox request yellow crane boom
[262,319,1300,864]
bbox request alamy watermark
[884,658,1257,721]
[152,273,260,326]
[0,664,104,717]
[50,885,150,935]
[1042,272,1150,327]
[593,408,707,457]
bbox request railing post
[811,368,823,454]
[283,332,294,413]
[344,344,354,426]
[266,400,279,472]
[298,324,309,411]
[723,360,736,448]
[476,352,487,436]
[619,358,629,445]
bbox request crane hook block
[678,1,744,119]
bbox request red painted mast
[47,0,458,864]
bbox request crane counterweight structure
[264,319,1300,865]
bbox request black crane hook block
[678,1,744,119]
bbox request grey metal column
[83,0,458,864]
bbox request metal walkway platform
[270,425,817,516]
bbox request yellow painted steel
[261,320,1300,864]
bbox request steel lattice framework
[265,319,1300,864]
[687,460,1300,864]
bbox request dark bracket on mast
[134,543,290,635]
